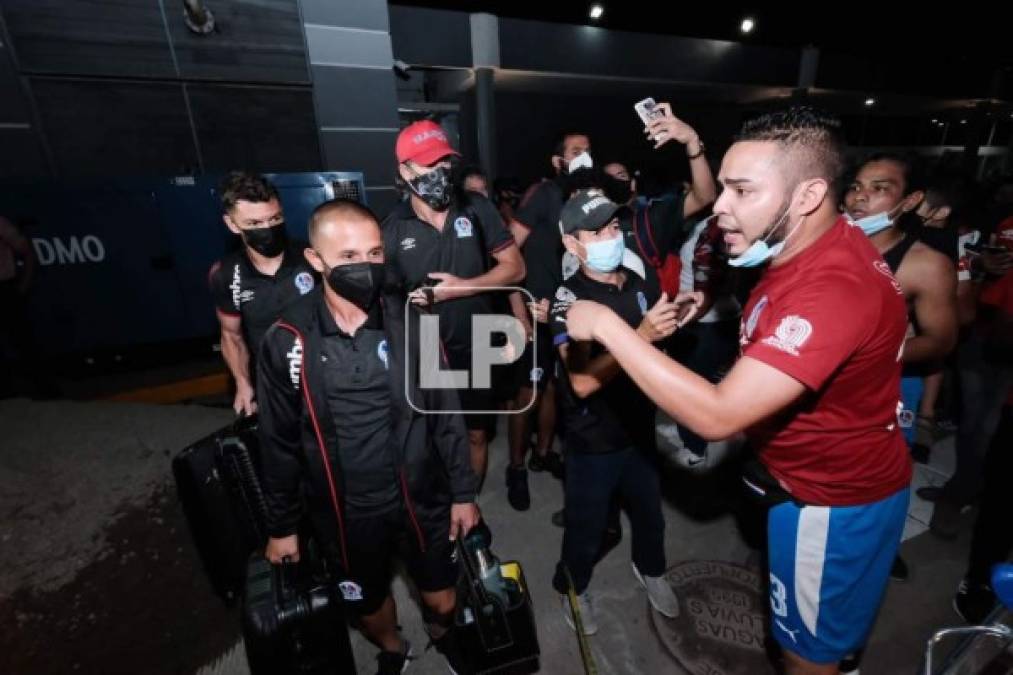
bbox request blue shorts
[767,488,909,663]
[899,376,924,445]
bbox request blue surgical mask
[728,237,785,268]
[849,211,893,236]
[583,235,625,273]
[728,206,799,269]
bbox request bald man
[256,199,480,674]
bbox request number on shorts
[770,573,788,617]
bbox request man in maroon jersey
[563,108,911,675]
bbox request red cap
[395,120,460,166]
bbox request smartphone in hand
[634,97,668,143]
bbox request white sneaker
[560,591,598,635]
[632,563,680,618]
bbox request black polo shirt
[318,300,401,516]
[549,268,659,454]
[515,178,566,302]
[209,241,319,353]
[381,194,514,355]
[617,193,690,299]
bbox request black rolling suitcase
[243,553,356,674]
[172,415,267,605]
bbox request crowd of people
[196,104,1013,675]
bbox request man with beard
[382,121,525,487]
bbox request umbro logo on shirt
[230,264,242,310]
[287,339,303,389]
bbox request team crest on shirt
[744,295,768,341]
[454,217,474,238]
[637,291,648,315]
[294,271,315,295]
[898,407,915,429]
[873,260,904,295]
[377,339,389,370]
[761,315,813,356]
[338,581,363,602]
[531,367,544,383]
[401,237,416,251]
[552,285,578,324]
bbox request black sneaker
[916,485,944,502]
[953,578,997,624]
[375,640,413,675]
[431,628,472,675]
[551,508,565,528]
[529,450,565,479]
[506,465,530,511]
[890,555,910,582]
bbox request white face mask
[567,151,593,173]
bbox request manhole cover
[652,561,776,675]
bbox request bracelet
[687,141,706,160]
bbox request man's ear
[223,213,241,235]
[304,247,325,274]
[561,233,581,256]
[934,205,951,222]
[551,156,564,173]
[796,178,830,217]
[901,189,925,214]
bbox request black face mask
[324,261,385,311]
[558,167,601,196]
[406,165,453,211]
[601,174,633,205]
[241,223,287,257]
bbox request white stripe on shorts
[795,506,831,636]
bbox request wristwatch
[687,140,706,160]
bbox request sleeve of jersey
[514,183,548,232]
[692,220,725,295]
[473,196,515,253]
[208,261,239,316]
[255,324,305,538]
[380,218,407,291]
[549,284,577,348]
[742,277,871,391]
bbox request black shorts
[513,327,555,394]
[337,506,456,617]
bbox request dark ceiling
[394,1,1013,102]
